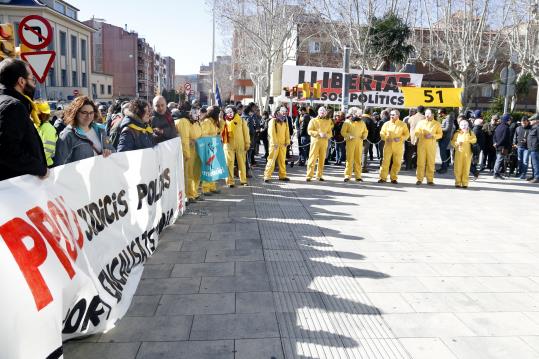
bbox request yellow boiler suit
[188,121,202,200]
[451,130,477,187]
[263,118,290,180]
[415,119,443,183]
[379,119,410,181]
[200,118,224,193]
[175,117,191,196]
[223,114,250,185]
[341,119,368,180]
[306,117,334,179]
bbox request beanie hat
[501,114,511,123]
[473,110,482,119]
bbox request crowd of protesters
[1,58,538,192]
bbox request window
[481,86,493,98]
[71,35,77,58]
[60,31,66,56]
[239,86,246,95]
[61,69,67,86]
[48,32,55,51]
[331,44,340,54]
[48,68,56,87]
[100,84,105,95]
[81,73,87,87]
[72,71,78,86]
[309,41,321,54]
[107,85,112,94]
[66,8,76,19]
[92,84,97,97]
[80,39,87,61]
[54,2,65,13]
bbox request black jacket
[363,117,376,142]
[514,124,531,148]
[117,112,157,152]
[493,122,511,150]
[473,125,485,150]
[0,85,47,181]
[528,124,539,152]
[151,110,177,143]
[299,114,311,137]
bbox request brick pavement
[65,161,539,359]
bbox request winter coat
[493,122,512,150]
[151,110,177,143]
[362,117,376,142]
[333,119,345,142]
[514,124,531,148]
[440,115,455,142]
[0,85,47,180]
[117,112,156,152]
[527,124,539,152]
[54,123,113,165]
[299,114,311,137]
[472,124,486,150]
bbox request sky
[71,0,227,75]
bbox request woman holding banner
[200,106,224,194]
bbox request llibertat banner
[0,138,185,359]
[281,65,423,108]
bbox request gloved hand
[319,131,326,138]
[349,135,355,140]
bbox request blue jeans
[531,150,539,179]
[494,148,507,175]
[299,136,310,164]
[335,142,345,163]
[517,147,530,177]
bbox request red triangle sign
[20,51,56,83]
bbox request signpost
[500,66,516,114]
[73,89,79,97]
[18,15,56,84]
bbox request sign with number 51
[401,87,463,108]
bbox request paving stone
[171,262,234,277]
[135,277,200,295]
[455,312,539,336]
[63,342,141,359]
[211,231,261,240]
[236,261,269,276]
[156,293,235,315]
[148,250,206,264]
[179,232,212,241]
[200,275,270,293]
[99,316,192,342]
[235,338,284,359]
[155,240,182,252]
[442,336,539,359]
[125,295,161,317]
[399,338,458,359]
[190,313,279,340]
[136,340,234,359]
[188,223,236,233]
[180,239,236,252]
[205,248,263,262]
[236,292,276,313]
[382,313,476,337]
[141,264,174,279]
[235,237,263,250]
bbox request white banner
[281,65,423,108]
[0,138,185,359]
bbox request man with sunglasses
[0,58,48,181]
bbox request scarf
[128,123,154,134]
[23,94,40,127]
[221,116,237,144]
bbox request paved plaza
[65,163,539,359]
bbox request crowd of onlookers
[1,58,538,190]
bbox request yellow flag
[401,87,463,108]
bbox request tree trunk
[453,76,466,112]
[263,58,272,110]
[535,75,539,113]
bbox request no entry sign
[18,15,53,50]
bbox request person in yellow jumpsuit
[174,105,192,203]
[188,109,203,201]
[200,106,224,194]
[35,101,57,167]
[222,105,250,187]
[451,118,477,188]
[341,108,369,182]
[306,106,333,181]
[263,107,291,182]
[378,109,410,184]
[415,109,443,185]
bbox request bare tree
[415,0,511,106]
[214,0,308,108]
[509,0,539,111]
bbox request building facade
[1,0,93,100]
[90,72,113,103]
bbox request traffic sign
[401,87,463,108]
[18,15,53,50]
[500,67,516,84]
[73,89,79,96]
[20,51,55,83]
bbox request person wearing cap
[378,109,409,184]
[493,113,512,179]
[514,116,532,179]
[527,114,539,183]
[306,106,333,181]
[341,108,368,182]
[451,115,477,188]
[415,109,443,185]
[263,107,291,182]
[222,105,250,187]
[35,101,57,167]
[200,106,224,194]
